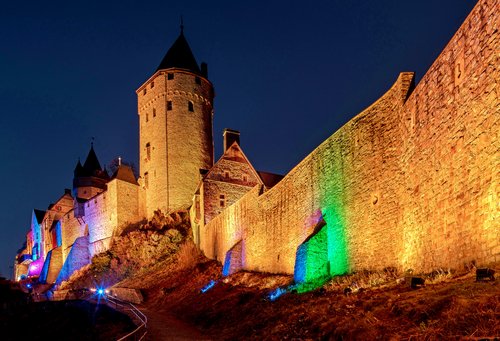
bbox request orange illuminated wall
[200,0,499,277]
[397,0,499,270]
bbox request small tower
[72,144,109,200]
[137,24,214,217]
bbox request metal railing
[107,295,148,341]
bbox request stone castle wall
[138,70,214,217]
[85,178,142,257]
[85,187,115,256]
[42,193,74,259]
[201,72,413,273]
[61,210,86,262]
[116,179,143,229]
[397,0,499,270]
[201,0,499,275]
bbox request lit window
[167,101,172,111]
[153,108,156,117]
[146,142,151,160]
[168,73,174,80]
[188,101,194,112]
[219,194,225,208]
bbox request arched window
[146,142,151,160]
[188,101,194,112]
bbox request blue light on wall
[267,287,287,301]
[56,221,62,248]
[201,280,217,293]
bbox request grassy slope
[119,251,500,340]
[61,212,499,340]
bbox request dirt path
[139,306,211,341]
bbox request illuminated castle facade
[137,26,215,218]
[14,27,218,283]
[15,0,499,286]
[14,147,143,283]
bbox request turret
[137,24,214,217]
[72,144,109,200]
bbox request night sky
[0,0,476,278]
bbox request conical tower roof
[73,159,84,177]
[156,28,201,74]
[83,144,102,175]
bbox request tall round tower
[137,27,214,217]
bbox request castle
[14,0,499,287]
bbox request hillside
[60,211,499,340]
[120,260,499,339]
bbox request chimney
[223,129,240,152]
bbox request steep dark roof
[257,171,284,189]
[83,145,102,175]
[34,209,46,224]
[111,165,138,185]
[156,31,201,74]
[74,159,84,177]
[74,144,109,181]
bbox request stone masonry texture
[137,70,214,218]
[200,0,499,275]
[14,0,498,286]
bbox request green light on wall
[323,206,349,276]
[293,206,349,291]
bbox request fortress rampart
[200,0,499,277]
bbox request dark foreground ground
[4,262,499,340]
[118,257,500,340]
[0,297,135,340]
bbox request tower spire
[180,15,184,34]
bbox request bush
[91,252,112,273]
[176,241,200,270]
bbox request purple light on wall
[28,258,44,277]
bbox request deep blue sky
[0,0,476,278]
